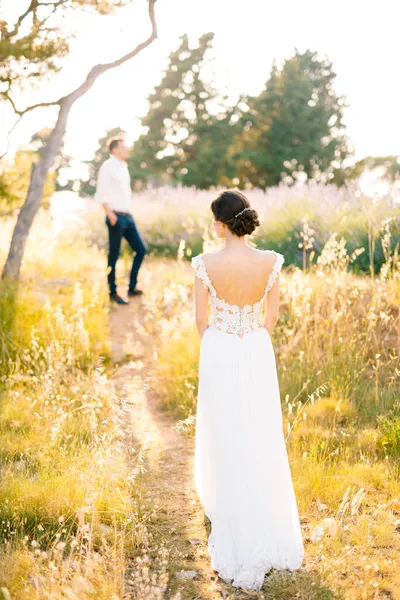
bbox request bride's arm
[263,274,281,336]
[194,276,209,337]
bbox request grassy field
[0,213,172,600]
[0,185,400,599]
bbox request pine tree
[232,50,349,188]
[129,33,239,189]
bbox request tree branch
[1,0,157,158]
[0,93,61,159]
[64,0,157,105]
[8,1,38,37]
[7,0,89,39]
[4,0,157,113]
[1,92,60,117]
[37,0,69,5]
[33,2,64,31]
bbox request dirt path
[109,299,268,600]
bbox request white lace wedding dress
[191,251,304,590]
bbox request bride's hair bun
[231,206,260,236]
[210,190,260,237]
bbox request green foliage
[0,1,131,110]
[29,127,77,192]
[0,150,55,215]
[342,155,400,183]
[86,184,396,275]
[0,277,139,597]
[128,33,241,189]
[0,19,68,88]
[377,404,400,458]
[128,44,350,189]
[232,50,349,189]
[0,126,81,212]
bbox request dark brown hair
[108,137,124,153]
[211,189,260,237]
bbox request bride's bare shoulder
[201,250,223,263]
[252,248,276,263]
[254,248,274,255]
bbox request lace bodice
[191,251,284,337]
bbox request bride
[191,189,304,590]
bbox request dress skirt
[194,325,304,590]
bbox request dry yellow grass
[0,214,173,599]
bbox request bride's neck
[223,234,247,249]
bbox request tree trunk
[2,100,72,280]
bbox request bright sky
[1,0,400,167]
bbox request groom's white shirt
[95,155,132,213]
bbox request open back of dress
[191,251,284,337]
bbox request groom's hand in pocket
[108,210,118,226]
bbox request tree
[178,110,242,188]
[0,149,55,214]
[129,33,240,189]
[231,50,349,189]
[80,127,127,196]
[330,155,400,187]
[1,0,157,280]
[0,129,58,214]
[348,156,400,182]
[28,127,76,192]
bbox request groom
[96,137,147,305]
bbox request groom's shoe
[110,293,129,305]
[128,288,144,297]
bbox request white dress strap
[264,251,284,297]
[191,254,216,297]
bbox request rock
[45,277,73,287]
[310,518,340,541]
[111,343,126,363]
[0,589,11,600]
[174,570,198,580]
[322,517,340,537]
[27,575,44,589]
[316,498,328,512]
[72,575,96,594]
[33,292,49,305]
[97,524,111,535]
[310,524,325,542]
[390,499,400,513]
[62,587,80,600]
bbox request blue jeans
[106,213,147,295]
